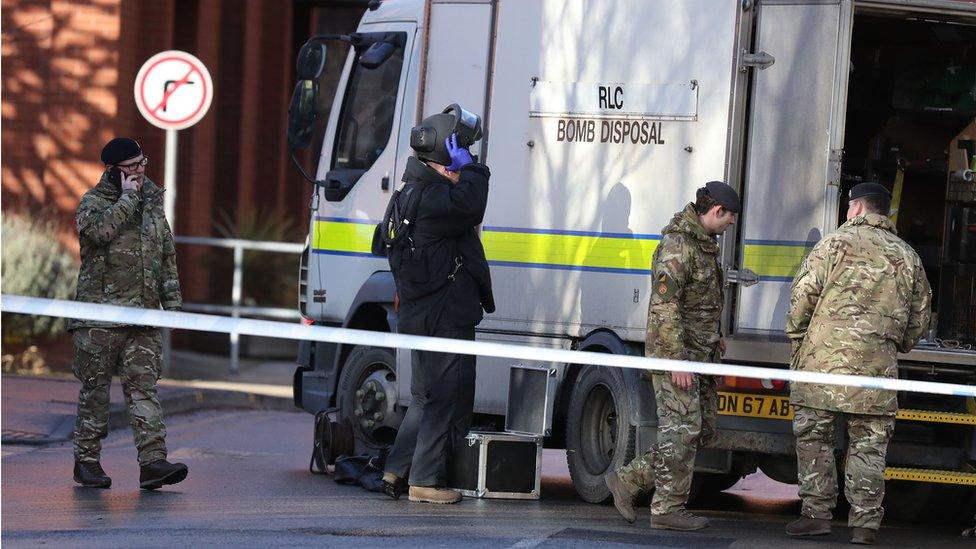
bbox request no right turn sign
[134,50,213,131]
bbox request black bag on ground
[308,408,354,475]
[333,451,388,493]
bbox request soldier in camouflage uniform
[604,181,740,531]
[785,182,931,545]
[70,137,189,490]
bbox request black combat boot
[139,459,188,490]
[74,460,112,488]
[382,472,408,500]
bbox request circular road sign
[134,50,213,131]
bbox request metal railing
[172,236,304,374]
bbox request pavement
[5,409,974,548]
[2,348,299,446]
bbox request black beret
[705,180,741,213]
[100,137,142,165]
[849,182,891,201]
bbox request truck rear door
[734,0,853,336]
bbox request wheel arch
[555,329,652,440]
[326,271,397,408]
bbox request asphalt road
[2,410,972,548]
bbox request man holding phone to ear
[69,137,188,490]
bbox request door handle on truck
[739,50,775,72]
[727,267,760,287]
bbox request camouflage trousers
[72,327,168,466]
[616,373,717,514]
[793,405,894,530]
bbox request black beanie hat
[704,180,741,213]
[101,137,142,165]
[849,182,892,201]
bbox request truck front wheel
[565,365,636,503]
[337,346,402,454]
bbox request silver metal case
[505,364,557,437]
[449,431,542,500]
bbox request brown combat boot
[650,510,709,531]
[786,516,831,537]
[408,486,462,504]
[604,471,637,524]
[850,527,876,545]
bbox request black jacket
[394,157,494,335]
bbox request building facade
[2,0,365,311]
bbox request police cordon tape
[4,294,976,398]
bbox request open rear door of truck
[734,0,854,337]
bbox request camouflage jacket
[68,173,182,330]
[645,203,724,363]
[786,213,931,416]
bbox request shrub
[213,208,302,308]
[1,212,80,345]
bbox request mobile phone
[108,167,124,187]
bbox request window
[332,46,404,171]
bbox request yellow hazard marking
[310,218,819,278]
[742,244,811,280]
[717,394,976,425]
[717,392,794,420]
[312,219,376,255]
[895,409,976,425]
[884,467,976,486]
[480,229,659,272]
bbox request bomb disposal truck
[287,0,976,517]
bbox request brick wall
[2,0,123,252]
[3,0,365,317]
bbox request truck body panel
[293,0,976,499]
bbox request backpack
[308,408,354,475]
[372,180,453,301]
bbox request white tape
[3,294,976,398]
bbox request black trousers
[385,327,476,487]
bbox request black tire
[565,365,636,503]
[337,346,402,454]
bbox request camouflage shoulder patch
[655,271,679,301]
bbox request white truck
[287,0,976,519]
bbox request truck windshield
[332,47,404,171]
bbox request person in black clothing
[381,106,494,504]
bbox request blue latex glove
[445,133,473,172]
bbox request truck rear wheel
[565,365,636,503]
[337,346,402,454]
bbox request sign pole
[161,128,178,376]
[134,49,213,377]
[163,128,178,226]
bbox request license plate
[717,391,793,420]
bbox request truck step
[896,409,976,425]
[885,467,976,486]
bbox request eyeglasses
[117,155,149,170]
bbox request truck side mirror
[297,43,327,79]
[287,79,319,150]
[359,41,395,69]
